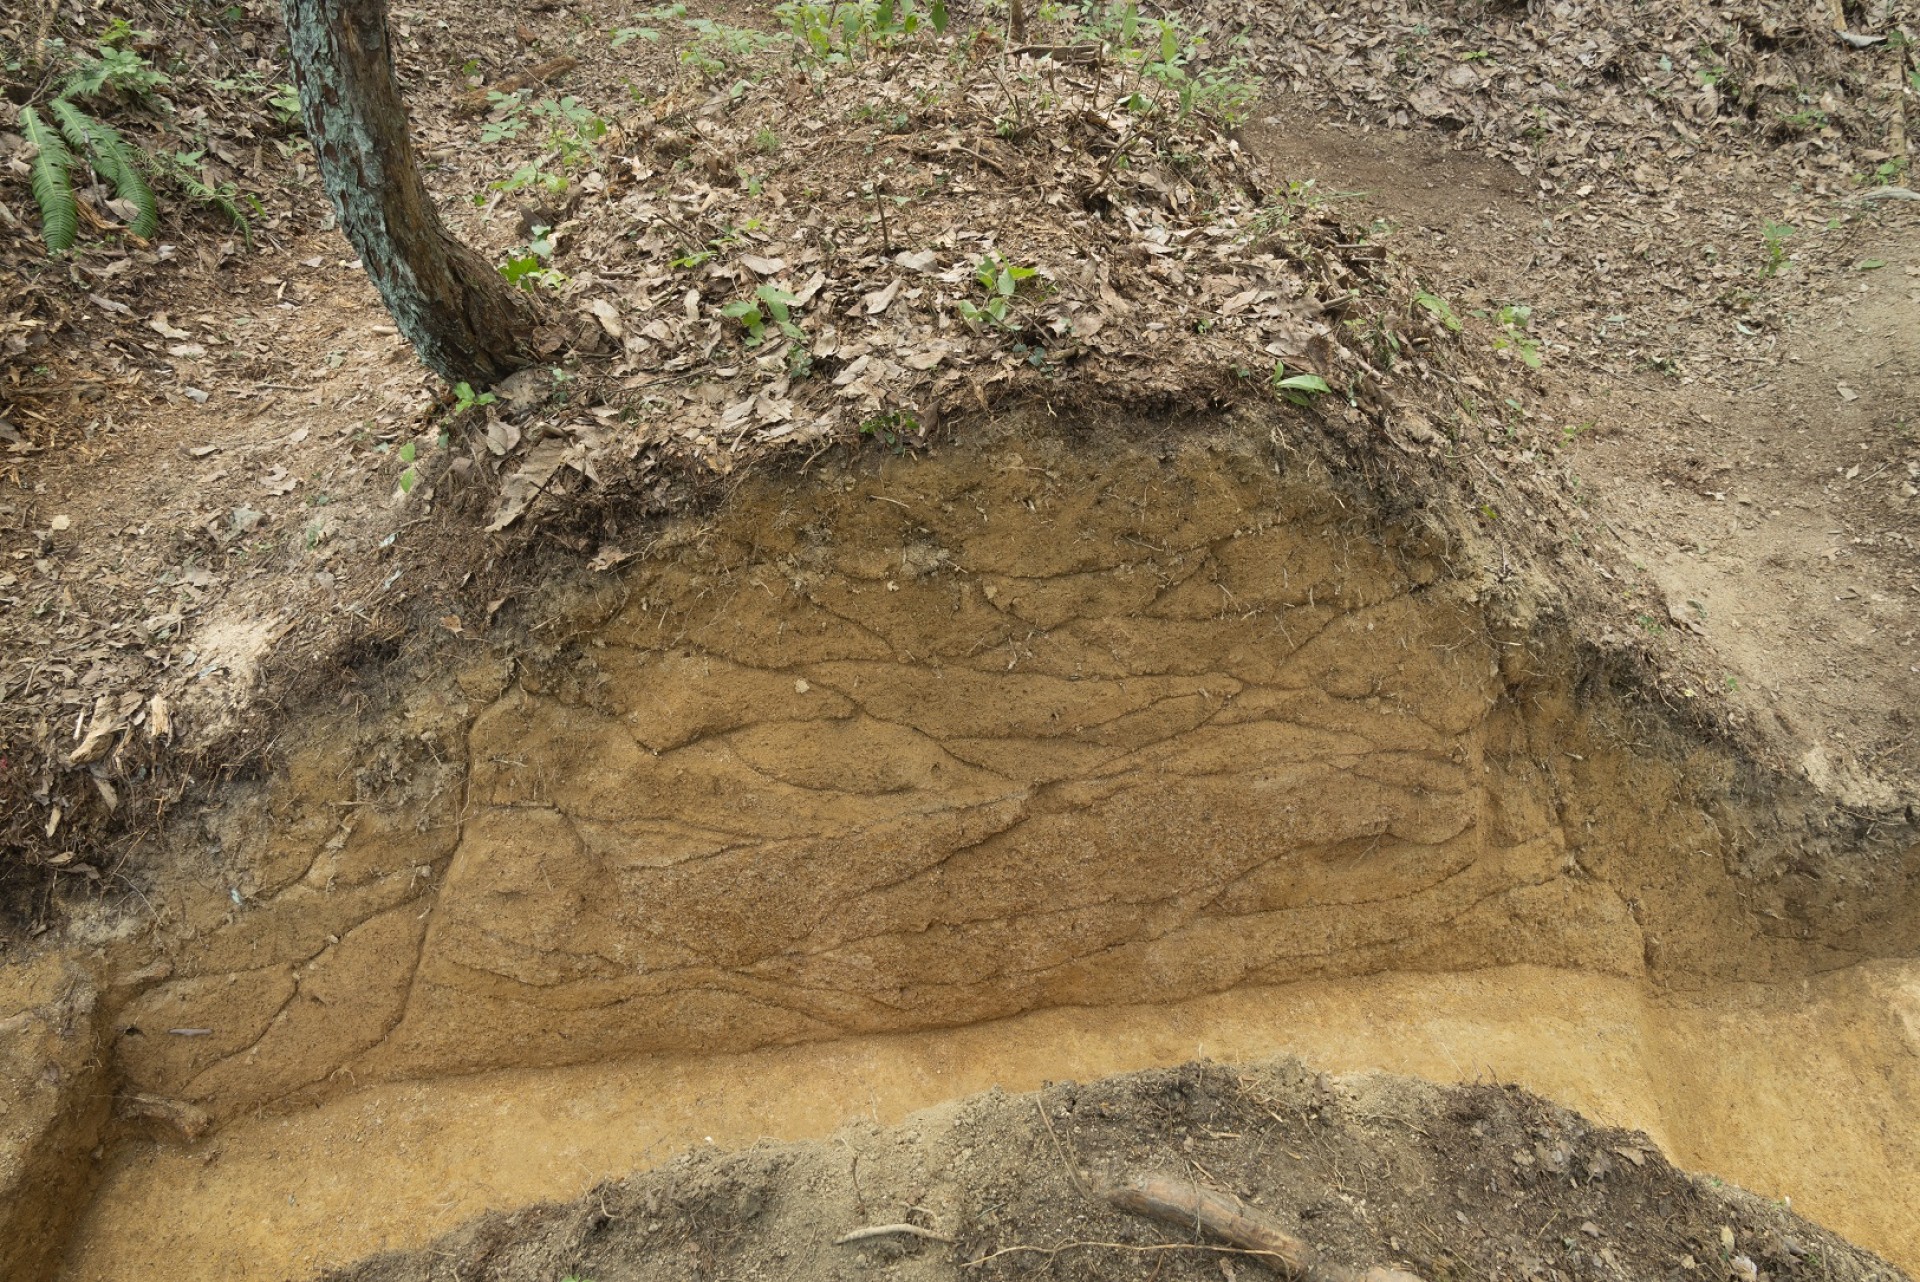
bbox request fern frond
[166,160,253,248]
[62,60,111,100]
[50,99,159,239]
[19,106,79,255]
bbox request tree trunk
[284,0,531,387]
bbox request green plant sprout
[1270,362,1331,406]
[775,0,949,69]
[1491,304,1542,370]
[1760,220,1794,277]
[500,226,568,290]
[1415,291,1462,332]
[1082,2,1260,126]
[611,3,687,47]
[721,284,806,345]
[956,253,1037,331]
[451,382,497,414]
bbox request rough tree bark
[284,0,531,387]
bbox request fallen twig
[1102,1173,1425,1282]
[964,1239,1326,1268]
[834,1223,953,1246]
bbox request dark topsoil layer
[325,1059,1906,1282]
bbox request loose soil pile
[323,1059,1907,1282]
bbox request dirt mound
[320,1058,1907,1282]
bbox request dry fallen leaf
[486,419,522,456]
[589,545,636,572]
[588,298,624,339]
[486,439,570,531]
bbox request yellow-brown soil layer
[62,963,1920,1281]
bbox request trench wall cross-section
[110,434,1919,1120]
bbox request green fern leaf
[49,99,159,240]
[165,156,253,249]
[19,106,79,254]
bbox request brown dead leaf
[588,298,625,340]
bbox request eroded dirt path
[1246,99,1920,805]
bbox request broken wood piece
[1102,1173,1424,1282]
[118,1093,213,1142]
[834,1223,954,1246]
[458,56,580,117]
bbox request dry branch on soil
[1104,1172,1425,1282]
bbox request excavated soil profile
[8,420,1920,1281]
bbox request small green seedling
[1270,361,1331,407]
[612,3,686,46]
[955,253,1037,331]
[721,283,805,346]
[859,409,919,451]
[451,381,497,414]
[500,225,567,290]
[1415,290,1462,332]
[396,439,419,495]
[1760,220,1794,277]
[776,0,948,68]
[1491,304,1542,370]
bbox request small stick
[1035,1098,1090,1195]
[1102,1173,1425,1282]
[835,1223,953,1246]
